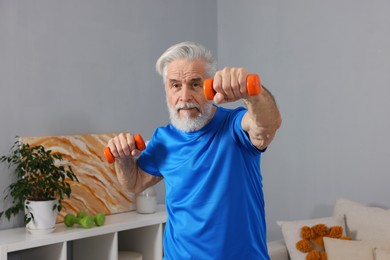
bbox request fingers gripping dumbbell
[103,134,146,164]
[203,74,262,100]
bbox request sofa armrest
[267,240,289,260]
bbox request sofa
[268,240,289,260]
[266,199,390,260]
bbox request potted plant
[0,137,78,234]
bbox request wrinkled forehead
[166,58,207,82]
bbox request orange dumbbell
[203,74,262,100]
[103,134,146,164]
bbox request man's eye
[192,82,201,88]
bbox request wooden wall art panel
[21,133,135,223]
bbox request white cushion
[334,199,390,240]
[374,248,390,260]
[277,216,345,260]
[324,237,390,260]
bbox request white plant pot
[25,199,58,234]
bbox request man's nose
[180,86,192,101]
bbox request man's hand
[212,67,251,104]
[107,133,142,160]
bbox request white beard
[168,101,213,132]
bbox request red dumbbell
[203,74,262,100]
[103,134,146,164]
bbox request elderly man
[107,42,281,259]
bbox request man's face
[165,58,214,132]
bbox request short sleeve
[137,131,163,177]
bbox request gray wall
[0,0,217,230]
[1,0,389,243]
[218,0,390,240]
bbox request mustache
[175,103,201,111]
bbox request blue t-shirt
[137,106,269,259]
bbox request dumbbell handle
[103,134,146,164]
[203,74,261,100]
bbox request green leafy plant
[0,137,79,224]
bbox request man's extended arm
[242,86,281,150]
[211,67,281,150]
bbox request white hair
[156,42,217,83]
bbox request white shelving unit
[0,205,167,260]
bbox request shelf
[0,205,167,260]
